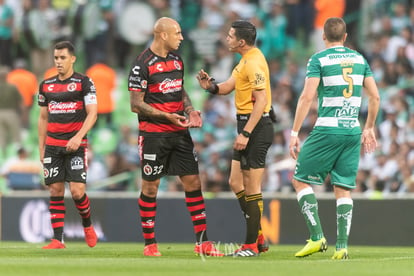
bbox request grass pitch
[1,242,414,276]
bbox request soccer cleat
[295,237,328,257]
[332,248,349,260]
[194,241,224,257]
[257,234,269,253]
[42,239,66,249]
[230,243,259,257]
[84,226,98,248]
[144,243,162,256]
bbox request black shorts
[234,116,273,170]
[42,145,87,185]
[139,132,199,181]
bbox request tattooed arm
[130,90,190,127]
[183,89,202,128]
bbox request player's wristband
[241,130,251,138]
[206,78,219,94]
[291,130,298,137]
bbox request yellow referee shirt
[232,47,271,114]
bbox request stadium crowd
[1,0,414,199]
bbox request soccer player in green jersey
[289,17,380,259]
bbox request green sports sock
[297,188,324,241]
[336,198,353,249]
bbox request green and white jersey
[306,46,373,135]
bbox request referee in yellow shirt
[197,20,273,257]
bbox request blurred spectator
[27,0,58,77]
[378,105,405,146]
[105,151,136,191]
[261,2,288,60]
[0,0,14,67]
[210,41,234,83]
[200,0,225,31]
[116,124,140,168]
[86,62,116,129]
[389,1,410,34]
[6,59,38,129]
[367,151,399,198]
[226,0,256,21]
[188,19,220,72]
[70,0,114,68]
[0,146,42,190]
[0,66,23,157]
[86,148,108,185]
[285,0,314,48]
[14,0,35,63]
[383,26,410,64]
[312,0,345,51]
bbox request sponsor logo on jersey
[159,78,182,94]
[48,101,77,114]
[47,84,55,91]
[71,156,84,170]
[43,157,51,164]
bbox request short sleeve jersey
[306,46,373,135]
[37,72,97,147]
[232,47,271,114]
[128,48,187,137]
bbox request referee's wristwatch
[241,130,251,138]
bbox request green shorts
[293,132,361,189]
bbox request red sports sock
[139,193,157,245]
[74,193,92,227]
[49,196,65,241]
[185,190,208,242]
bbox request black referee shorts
[234,115,274,170]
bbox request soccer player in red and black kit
[38,41,98,249]
[128,17,222,257]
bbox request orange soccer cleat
[84,226,98,248]
[42,239,66,249]
[144,243,162,256]
[194,241,224,257]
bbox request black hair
[54,41,75,55]
[231,20,256,46]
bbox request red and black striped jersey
[128,48,187,137]
[38,72,97,147]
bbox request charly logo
[19,200,105,243]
